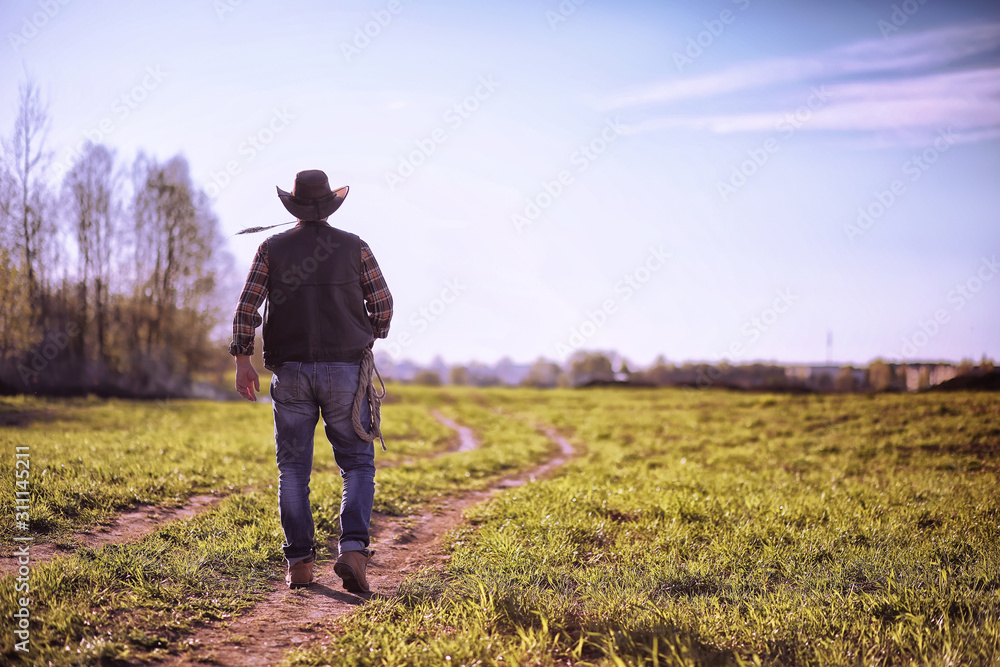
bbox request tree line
[0,80,232,397]
[404,351,996,393]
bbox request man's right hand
[235,355,261,402]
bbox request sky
[2,0,998,368]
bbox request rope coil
[352,347,387,451]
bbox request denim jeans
[270,361,375,567]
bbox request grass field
[2,387,999,665]
[0,393,466,549]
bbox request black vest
[263,223,374,369]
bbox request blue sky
[2,0,998,367]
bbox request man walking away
[230,170,393,593]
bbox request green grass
[285,388,1000,666]
[0,392,459,548]
[0,387,554,665]
[2,388,999,665]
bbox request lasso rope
[352,347,387,451]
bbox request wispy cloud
[606,23,1000,144]
[623,68,1000,133]
[604,23,1000,109]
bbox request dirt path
[0,494,226,576]
[432,409,478,452]
[0,410,479,575]
[153,422,576,667]
[531,426,576,477]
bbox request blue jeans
[270,361,375,567]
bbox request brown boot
[334,549,372,594]
[286,556,314,589]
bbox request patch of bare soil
[0,495,224,574]
[0,408,485,573]
[432,409,479,452]
[152,424,576,667]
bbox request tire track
[0,409,470,576]
[153,419,576,667]
[431,409,478,452]
[0,494,227,576]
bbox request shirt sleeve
[229,241,269,356]
[359,240,393,339]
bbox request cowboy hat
[276,170,348,220]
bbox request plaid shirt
[229,238,393,357]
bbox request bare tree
[0,154,14,247]
[2,79,54,303]
[129,154,227,377]
[1,75,232,395]
[0,247,39,362]
[63,142,118,363]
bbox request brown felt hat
[276,170,348,221]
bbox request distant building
[785,365,864,391]
[376,354,971,393]
[787,362,958,392]
[900,363,958,392]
